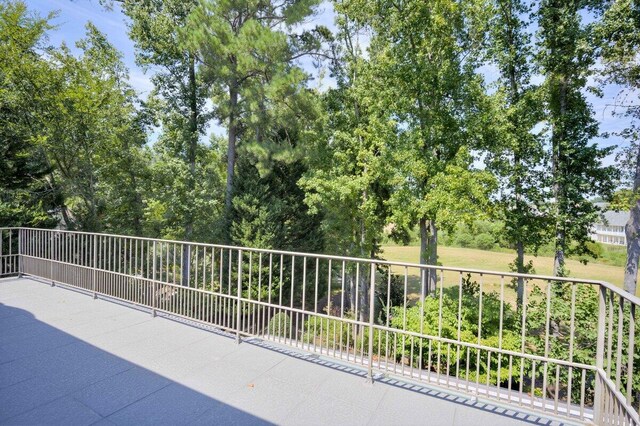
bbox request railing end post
[593,285,607,424]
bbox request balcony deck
[0,277,568,425]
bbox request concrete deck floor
[0,277,569,426]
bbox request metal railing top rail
[4,226,638,305]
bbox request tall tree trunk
[625,207,640,295]
[516,240,525,306]
[60,205,73,230]
[182,55,198,287]
[419,217,438,296]
[358,190,368,323]
[427,219,438,294]
[624,145,640,295]
[553,229,566,276]
[224,82,239,244]
[552,79,568,277]
[127,168,143,237]
[505,14,528,301]
[87,169,99,232]
[348,273,356,316]
[419,217,428,297]
[47,173,72,230]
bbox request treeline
[2,0,639,293]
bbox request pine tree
[537,0,618,276]
[486,0,548,304]
[183,0,323,243]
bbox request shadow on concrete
[2,276,572,426]
[0,301,273,425]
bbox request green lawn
[381,245,640,297]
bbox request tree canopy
[0,0,633,290]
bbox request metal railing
[2,227,638,425]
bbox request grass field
[381,244,640,297]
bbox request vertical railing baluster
[615,296,625,393]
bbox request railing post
[593,285,607,423]
[92,234,97,299]
[50,231,54,287]
[17,228,23,278]
[367,262,376,383]
[152,241,157,317]
[236,250,242,344]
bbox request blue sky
[26,0,629,165]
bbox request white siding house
[591,206,629,246]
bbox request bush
[455,232,474,247]
[475,233,495,250]
[267,312,291,337]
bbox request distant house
[591,204,629,246]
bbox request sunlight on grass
[381,245,640,297]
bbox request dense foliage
[2,0,631,271]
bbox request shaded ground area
[0,277,569,425]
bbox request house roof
[594,203,629,227]
[601,209,630,227]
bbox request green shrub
[389,286,521,384]
[455,232,474,247]
[475,233,495,250]
[267,312,291,337]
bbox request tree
[183,0,323,243]
[537,0,618,277]
[118,0,208,240]
[38,24,147,232]
[0,1,57,228]
[485,0,548,305]
[98,110,151,236]
[596,0,640,294]
[300,9,395,320]
[301,8,393,259]
[344,0,496,294]
[114,0,210,285]
[233,154,323,253]
[143,128,223,242]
